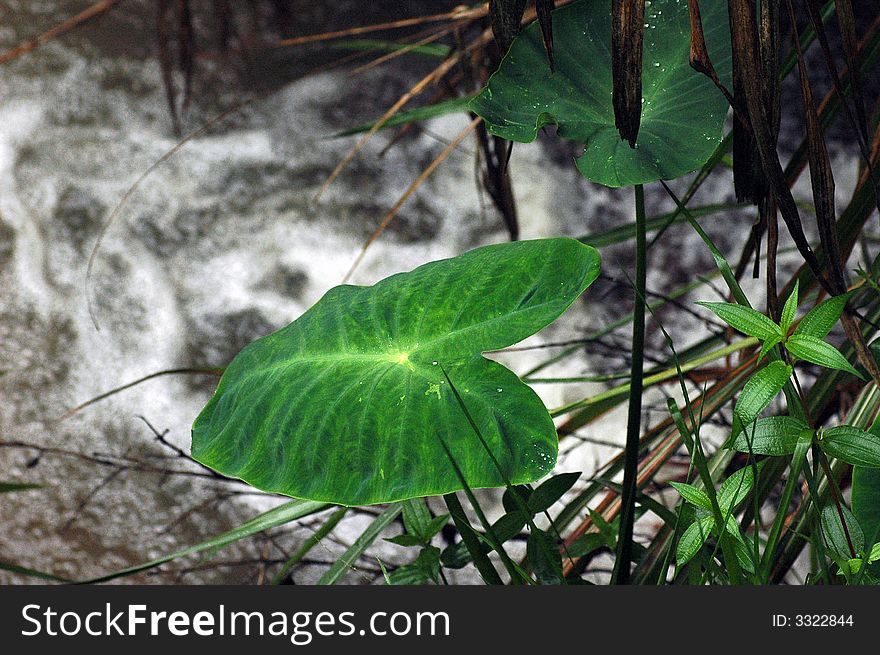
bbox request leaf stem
[612,183,646,585]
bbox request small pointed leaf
[780,280,799,334]
[696,301,781,341]
[793,293,850,339]
[669,481,713,511]
[786,334,863,378]
[677,515,714,566]
[733,361,792,431]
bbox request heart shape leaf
[192,238,600,506]
[470,0,732,187]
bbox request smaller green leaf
[820,426,880,468]
[780,280,799,335]
[821,503,864,563]
[528,472,581,514]
[669,481,713,511]
[567,532,610,559]
[758,334,783,363]
[677,515,714,567]
[718,465,757,511]
[440,510,527,569]
[730,416,810,455]
[502,486,531,514]
[786,334,863,378]
[388,546,443,585]
[401,499,433,543]
[733,361,792,432]
[527,528,564,585]
[587,507,617,545]
[725,520,757,575]
[794,292,851,339]
[696,301,781,341]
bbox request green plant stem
[612,184,647,585]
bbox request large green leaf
[192,238,600,506]
[470,0,732,187]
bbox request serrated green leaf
[730,416,810,455]
[820,426,880,468]
[793,293,850,339]
[780,280,799,334]
[696,302,781,341]
[733,361,792,430]
[669,481,713,511]
[786,334,863,378]
[471,0,732,187]
[677,515,714,567]
[192,238,600,506]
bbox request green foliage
[786,335,863,378]
[821,504,864,564]
[731,416,809,455]
[819,426,880,468]
[673,465,757,570]
[793,292,851,339]
[733,361,792,431]
[470,0,732,187]
[697,301,782,341]
[192,238,600,506]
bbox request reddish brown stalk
[728,0,832,295]
[611,0,645,148]
[341,116,482,283]
[276,6,488,49]
[0,0,124,64]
